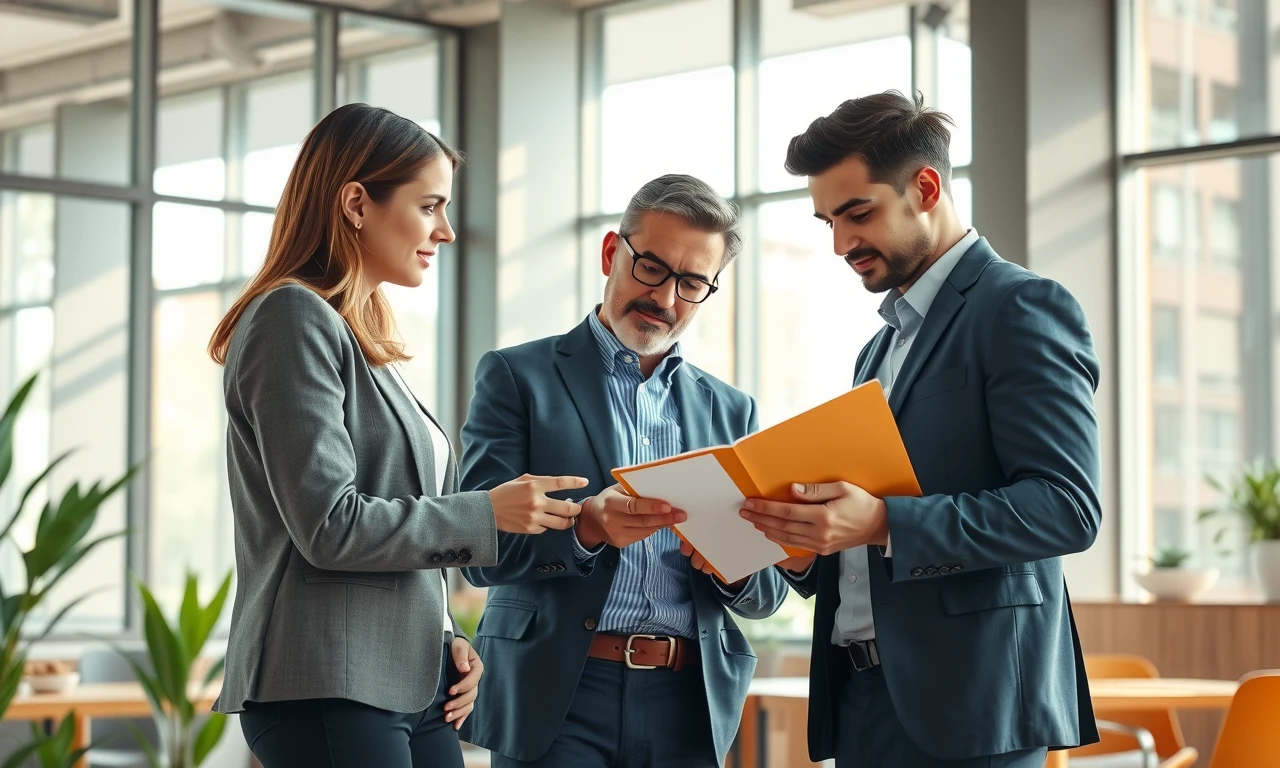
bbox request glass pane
[0,196,132,630]
[153,203,226,290]
[155,89,226,201]
[756,199,884,428]
[598,0,734,211]
[157,0,316,204]
[757,9,912,193]
[0,8,133,185]
[151,291,232,612]
[340,16,441,134]
[1139,156,1270,587]
[936,0,972,168]
[384,272,441,414]
[602,0,731,85]
[676,258,734,386]
[1129,0,1273,152]
[0,191,55,306]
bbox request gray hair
[618,174,742,271]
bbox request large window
[1124,0,1278,594]
[581,0,971,637]
[0,0,454,629]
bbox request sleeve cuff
[712,575,744,597]
[782,561,815,581]
[570,522,606,563]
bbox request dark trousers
[834,666,1049,768]
[492,657,717,768]
[240,643,464,768]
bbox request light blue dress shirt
[569,311,698,639]
[831,228,980,645]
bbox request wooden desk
[734,677,1239,768]
[5,682,220,768]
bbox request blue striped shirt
[569,310,697,639]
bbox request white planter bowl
[25,672,79,694]
[1254,540,1280,601]
[1133,568,1219,601]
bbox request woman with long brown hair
[209,103,588,767]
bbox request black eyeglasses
[618,234,719,304]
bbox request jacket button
[430,553,444,565]
[584,619,597,631]
[910,567,923,577]
[444,550,458,564]
[555,563,566,571]
[952,564,964,572]
[536,565,547,573]
[937,566,951,575]
[458,549,473,564]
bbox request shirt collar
[586,308,684,385]
[878,228,979,333]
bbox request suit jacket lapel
[370,365,436,496]
[672,366,713,451]
[886,284,965,415]
[855,326,895,387]
[555,320,617,480]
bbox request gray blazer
[213,283,498,715]
[791,238,1100,760]
[458,317,789,765]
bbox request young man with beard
[740,91,1103,767]
[459,174,790,768]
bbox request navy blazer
[791,238,1102,760]
[459,317,789,764]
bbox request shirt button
[623,355,633,363]
[584,619,597,631]
[848,573,858,584]
[897,337,907,347]
[641,436,650,446]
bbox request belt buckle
[847,639,880,672]
[624,634,673,670]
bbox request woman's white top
[389,365,454,637]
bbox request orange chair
[1206,670,1280,767]
[1066,654,1198,768]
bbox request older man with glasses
[459,174,789,768]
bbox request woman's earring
[354,220,362,239]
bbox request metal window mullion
[732,0,760,394]
[126,0,160,632]
[315,9,339,120]
[437,29,461,437]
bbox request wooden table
[733,677,1239,768]
[5,682,221,768]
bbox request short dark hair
[784,90,954,196]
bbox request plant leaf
[193,713,228,767]
[179,573,203,663]
[0,372,40,492]
[193,572,233,658]
[202,656,226,688]
[22,587,110,651]
[1,740,41,768]
[136,578,190,705]
[126,721,163,768]
[44,531,130,591]
[0,651,27,715]
[109,641,166,718]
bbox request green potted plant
[1132,546,1218,601]
[1200,461,1280,600]
[0,373,134,761]
[118,570,232,768]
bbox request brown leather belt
[587,632,699,671]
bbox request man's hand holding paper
[574,484,687,550]
[741,481,890,556]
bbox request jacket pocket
[940,571,1043,615]
[476,599,537,640]
[302,565,398,590]
[906,365,968,404]
[719,627,757,658]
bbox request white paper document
[617,453,789,583]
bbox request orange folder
[610,380,922,579]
